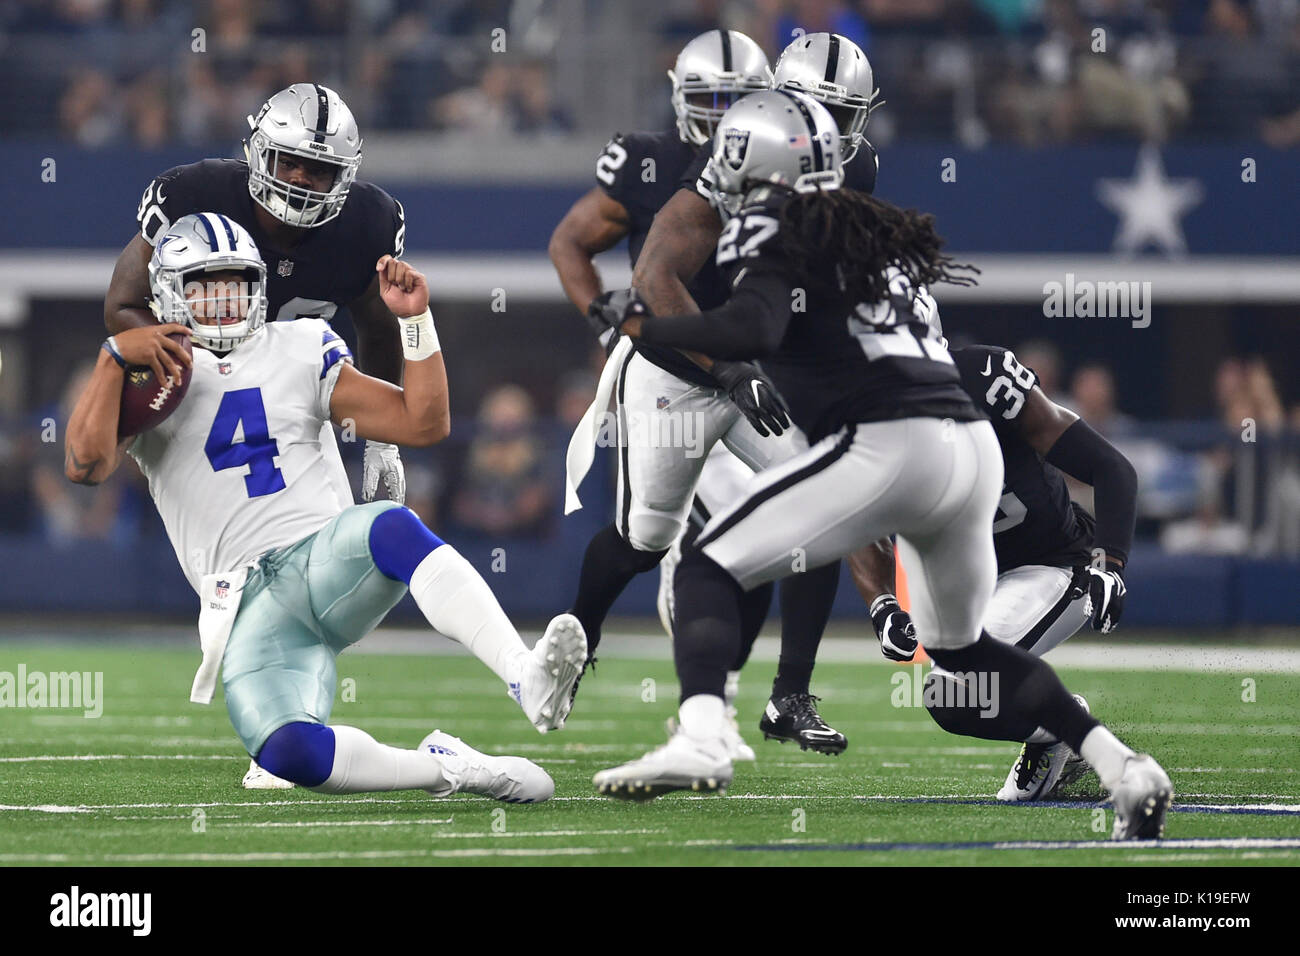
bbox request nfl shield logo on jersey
[723,128,750,171]
[277,259,294,277]
[656,396,670,410]
[215,580,229,599]
[217,362,232,376]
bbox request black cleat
[758,693,847,755]
[567,655,597,711]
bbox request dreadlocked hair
[769,186,979,304]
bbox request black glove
[711,360,792,438]
[1077,564,1126,633]
[586,288,647,336]
[869,594,918,662]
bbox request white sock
[409,545,527,684]
[724,671,741,708]
[311,725,454,794]
[678,694,726,741]
[1079,725,1137,791]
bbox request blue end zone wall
[4,143,1298,255]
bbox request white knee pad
[625,512,685,553]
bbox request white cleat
[242,758,294,790]
[1048,695,1092,796]
[594,728,733,801]
[997,741,1070,802]
[419,730,554,803]
[656,537,682,638]
[512,614,588,733]
[1109,753,1173,840]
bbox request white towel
[189,565,250,705]
[563,335,632,515]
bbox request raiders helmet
[774,33,879,162]
[704,89,844,218]
[148,212,268,352]
[244,83,362,228]
[669,29,773,146]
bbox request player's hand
[376,255,429,318]
[589,288,648,333]
[712,360,791,438]
[111,323,192,387]
[362,440,406,504]
[870,595,918,662]
[1083,565,1126,633]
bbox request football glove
[711,360,792,438]
[869,594,918,662]
[1082,565,1126,633]
[362,440,406,504]
[587,288,647,334]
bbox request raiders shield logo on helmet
[723,128,751,171]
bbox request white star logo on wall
[1095,144,1204,256]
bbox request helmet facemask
[671,79,768,146]
[152,262,268,353]
[245,131,360,228]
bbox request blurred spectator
[451,385,554,537]
[1070,363,1136,437]
[29,363,142,546]
[1016,339,1064,399]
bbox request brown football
[117,333,194,438]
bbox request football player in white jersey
[64,213,586,803]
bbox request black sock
[926,635,1099,752]
[673,549,744,701]
[731,582,774,672]
[569,524,666,653]
[771,560,840,699]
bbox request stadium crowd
[1,0,1299,147]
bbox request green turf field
[2,637,1298,866]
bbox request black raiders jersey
[681,136,879,203]
[596,130,724,388]
[136,158,405,328]
[716,188,978,442]
[952,345,1095,573]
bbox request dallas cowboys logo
[277,259,294,277]
[723,128,751,171]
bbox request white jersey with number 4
[129,319,355,593]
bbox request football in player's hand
[118,333,193,437]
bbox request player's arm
[104,234,159,334]
[65,324,192,485]
[632,188,719,318]
[348,276,404,386]
[618,269,793,358]
[329,257,449,447]
[631,188,722,372]
[548,187,631,314]
[1014,388,1137,570]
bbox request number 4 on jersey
[205,388,286,498]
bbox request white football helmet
[148,212,268,352]
[704,89,843,218]
[669,29,773,146]
[774,33,880,162]
[244,83,362,228]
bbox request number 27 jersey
[128,320,355,593]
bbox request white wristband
[398,307,440,361]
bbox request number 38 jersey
[136,159,404,325]
[128,320,355,593]
[951,345,1094,573]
